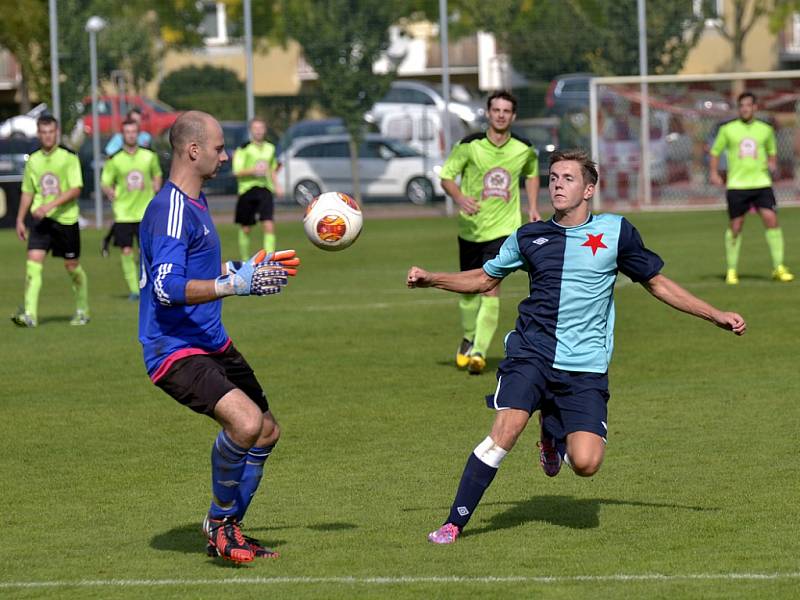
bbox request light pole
[49,0,60,122]
[244,0,255,122]
[438,0,453,216]
[86,15,107,230]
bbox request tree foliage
[283,0,402,201]
[406,0,706,81]
[159,65,246,121]
[0,0,51,111]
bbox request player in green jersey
[101,118,163,299]
[232,118,282,260]
[12,115,88,328]
[709,92,794,284]
[440,90,540,374]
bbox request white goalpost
[589,70,800,210]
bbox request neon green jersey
[440,132,538,242]
[101,147,162,222]
[710,118,776,190]
[21,146,83,225]
[233,140,278,195]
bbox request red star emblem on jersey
[581,233,608,256]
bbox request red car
[80,95,180,136]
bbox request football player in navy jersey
[139,111,299,562]
[408,150,746,545]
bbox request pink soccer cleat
[538,414,562,477]
[427,523,460,545]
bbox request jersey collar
[550,212,594,229]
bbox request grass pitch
[1,206,798,599]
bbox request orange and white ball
[303,192,363,251]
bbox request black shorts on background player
[726,187,776,219]
[155,344,269,417]
[27,217,81,259]
[235,187,274,226]
[109,222,140,248]
[458,236,506,272]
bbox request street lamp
[86,15,107,229]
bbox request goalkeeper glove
[215,250,289,297]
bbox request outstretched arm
[407,266,501,294]
[641,274,746,335]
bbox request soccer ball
[303,191,363,251]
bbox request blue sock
[235,444,275,522]
[208,430,249,519]
[446,453,498,530]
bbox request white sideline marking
[2,573,799,589]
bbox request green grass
[1,207,799,599]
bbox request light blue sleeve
[104,134,122,156]
[483,233,526,278]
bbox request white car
[370,80,485,130]
[279,133,443,205]
[369,105,468,162]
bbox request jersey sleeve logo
[738,138,758,159]
[481,167,511,201]
[40,172,60,196]
[126,169,145,191]
[581,233,608,256]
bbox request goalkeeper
[138,111,300,564]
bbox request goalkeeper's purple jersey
[138,181,230,381]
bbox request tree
[406,0,705,82]
[0,0,50,112]
[284,0,401,203]
[702,0,772,71]
[159,65,246,121]
[0,0,208,129]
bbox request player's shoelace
[207,517,253,562]
[538,439,561,477]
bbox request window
[295,144,324,158]
[321,142,349,158]
[384,116,413,141]
[693,0,723,25]
[407,89,436,105]
[360,142,385,159]
[201,2,228,46]
[419,118,436,141]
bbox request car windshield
[382,139,421,157]
[143,98,176,113]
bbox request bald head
[167,110,228,184]
[169,110,217,156]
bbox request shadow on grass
[37,315,73,325]
[151,520,357,555]
[461,495,719,537]
[435,357,503,372]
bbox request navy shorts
[486,356,610,441]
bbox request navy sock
[208,430,249,519]
[235,444,274,522]
[446,453,499,530]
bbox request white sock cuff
[473,436,508,468]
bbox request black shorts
[458,236,506,272]
[110,222,140,248]
[154,344,269,418]
[726,187,776,219]
[28,218,81,259]
[486,355,610,441]
[235,187,274,225]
